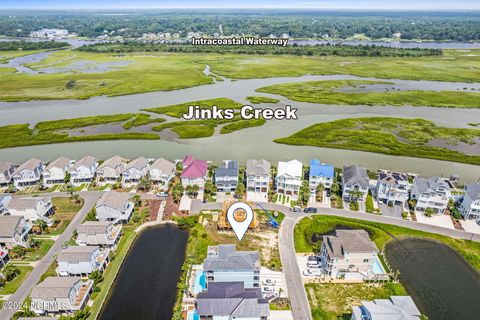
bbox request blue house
[309,159,334,193]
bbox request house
[376,170,409,209]
[6,197,54,223]
[196,282,269,320]
[95,191,134,223]
[70,156,98,186]
[342,165,369,202]
[76,221,122,246]
[43,156,71,186]
[351,296,421,320]
[215,160,239,192]
[96,155,128,184]
[0,244,9,267]
[319,229,379,279]
[122,157,149,186]
[56,246,109,276]
[459,182,480,221]
[0,216,32,248]
[149,158,176,189]
[0,194,12,215]
[246,159,270,200]
[30,277,93,314]
[0,160,15,186]
[203,244,260,288]
[12,158,44,189]
[276,160,303,200]
[309,159,334,194]
[411,176,451,214]
[181,155,208,188]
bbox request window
[363,259,369,263]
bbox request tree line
[0,40,69,51]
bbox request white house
[342,165,369,202]
[351,296,421,320]
[203,244,260,289]
[6,197,54,223]
[56,246,109,276]
[459,182,480,221]
[0,244,9,267]
[246,159,271,201]
[309,159,334,193]
[95,191,134,223]
[0,194,12,216]
[0,161,15,186]
[319,229,379,280]
[96,155,128,184]
[149,158,175,190]
[214,160,239,192]
[43,156,72,186]
[76,221,122,246]
[30,277,93,314]
[376,170,410,209]
[0,216,32,249]
[70,156,98,186]
[411,176,451,214]
[122,157,149,186]
[12,158,44,189]
[276,160,303,201]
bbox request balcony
[72,280,94,310]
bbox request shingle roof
[7,197,48,211]
[215,160,239,178]
[204,245,259,270]
[57,246,99,263]
[246,159,270,176]
[309,159,334,178]
[45,156,71,171]
[0,216,23,237]
[31,277,80,300]
[277,160,302,178]
[72,155,96,169]
[181,155,208,179]
[323,229,378,259]
[343,165,369,188]
[124,157,149,171]
[0,161,14,174]
[413,176,450,194]
[96,191,130,211]
[352,296,421,320]
[16,158,42,172]
[150,158,175,174]
[98,155,128,170]
[465,182,480,201]
[77,221,111,235]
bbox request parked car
[307,256,320,262]
[303,268,321,276]
[304,207,317,213]
[326,190,331,197]
[307,260,320,268]
[265,293,278,302]
[262,279,277,286]
[156,192,168,198]
[290,206,301,212]
[262,286,275,294]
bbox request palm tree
[316,183,325,202]
[330,182,340,195]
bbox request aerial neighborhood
[0,154,478,319]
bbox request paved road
[0,192,102,320]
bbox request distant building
[376,170,409,209]
[76,221,122,246]
[95,191,134,223]
[56,246,109,276]
[196,282,269,320]
[351,296,421,320]
[276,160,303,200]
[96,155,128,184]
[149,158,176,189]
[309,159,334,193]
[459,182,480,221]
[215,160,239,192]
[181,155,208,188]
[342,165,369,202]
[411,176,451,214]
[70,156,98,186]
[246,159,270,201]
[0,161,15,186]
[203,244,260,288]
[319,229,379,279]
[0,216,32,248]
[30,29,69,39]
[43,156,71,186]
[12,158,44,189]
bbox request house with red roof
[181,155,208,188]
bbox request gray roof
[0,216,24,237]
[96,191,130,211]
[246,159,270,176]
[124,157,149,171]
[7,197,49,211]
[45,156,71,171]
[378,170,408,185]
[197,282,269,318]
[343,165,369,188]
[323,230,378,259]
[465,182,480,201]
[352,296,421,320]
[0,161,14,174]
[77,221,111,235]
[31,277,81,300]
[204,244,259,271]
[98,155,128,170]
[150,158,175,174]
[413,176,450,194]
[215,160,239,178]
[72,155,96,169]
[16,158,42,172]
[57,246,99,263]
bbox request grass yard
[294,215,480,271]
[24,239,55,261]
[46,197,84,236]
[246,96,280,104]
[306,282,407,320]
[275,117,480,165]
[256,80,480,108]
[0,266,34,295]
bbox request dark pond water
[385,238,480,320]
[99,224,188,320]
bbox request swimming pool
[372,257,386,274]
[193,271,207,294]
[187,309,200,320]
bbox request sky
[1,1,480,10]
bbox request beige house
[96,155,128,184]
[76,221,122,246]
[0,216,32,248]
[95,191,134,223]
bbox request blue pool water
[187,310,200,320]
[372,257,386,274]
[193,271,207,294]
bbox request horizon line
[2,7,480,11]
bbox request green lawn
[294,215,480,271]
[275,117,480,165]
[46,197,84,236]
[246,96,280,104]
[11,239,55,262]
[256,80,480,108]
[0,266,33,294]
